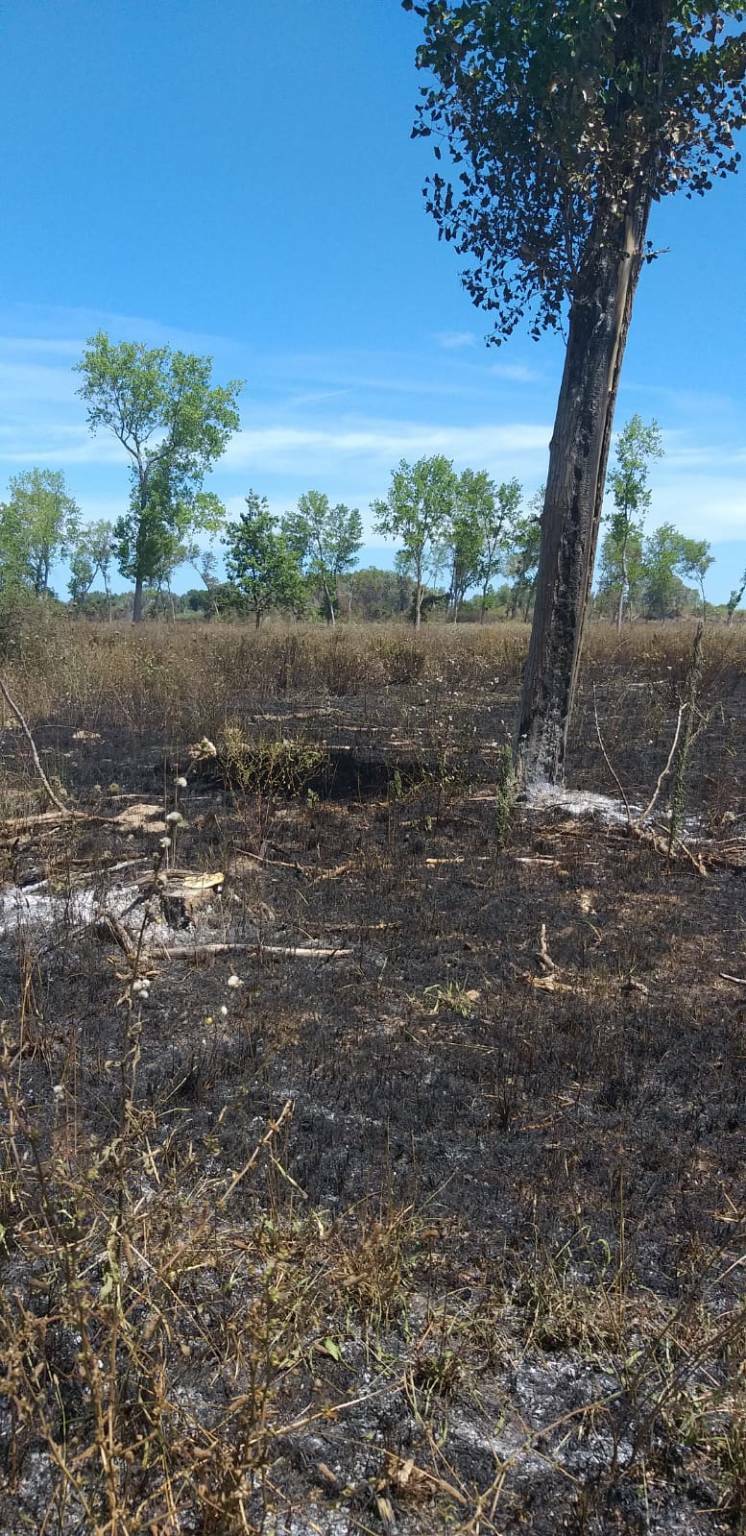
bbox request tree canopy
[76,333,242,620]
[407,0,746,782]
[68,520,116,611]
[602,414,663,627]
[225,492,305,626]
[408,0,746,341]
[372,455,457,629]
[282,492,363,624]
[0,469,79,599]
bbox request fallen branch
[720,972,746,988]
[0,809,78,836]
[93,913,136,961]
[159,941,354,961]
[535,922,557,974]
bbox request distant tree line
[0,332,741,627]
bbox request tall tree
[0,499,26,601]
[68,519,116,617]
[0,469,79,598]
[507,500,543,620]
[76,333,241,622]
[640,523,695,617]
[408,0,746,783]
[372,455,456,628]
[446,472,488,622]
[599,521,645,618]
[605,415,663,628]
[225,491,305,627]
[474,477,523,624]
[282,491,362,625]
[676,536,714,618]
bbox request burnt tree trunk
[515,198,651,786]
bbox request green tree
[69,519,116,615]
[474,477,523,624]
[409,0,746,783]
[185,547,218,591]
[442,469,490,622]
[676,536,714,619]
[0,498,29,601]
[282,491,362,625]
[727,568,746,624]
[372,455,457,628]
[507,501,543,621]
[604,415,663,628]
[599,523,644,618]
[0,469,79,598]
[339,567,415,621]
[443,472,522,623]
[76,333,241,622]
[640,524,695,618]
[225,491,305,627]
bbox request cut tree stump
[159,872,224,929]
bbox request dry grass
[2,611,744,738]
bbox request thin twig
[637,702,686,824]
[0,675,72,815]
[0,676,119,827]
[593,686,631,825]
[218,1099,293,1208]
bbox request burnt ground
[0,664,744,1535]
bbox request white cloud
[490,361,542,384]
[0,359,79,406]
[222,419,551,474]
[0,335,84,359]
[435,330,477,350]
[0,305,236,359]
[648,473,746,542]
[659,437,746,470]
[0,422,123,467]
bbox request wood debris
[114,802,166,833]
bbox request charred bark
[515,196,651,786]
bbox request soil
[0,665,744,1534]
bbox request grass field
[0,617,744,1535]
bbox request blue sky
[0,0,744,602]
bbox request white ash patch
[0,878,141,935]
[523,782,638,824]
[0,876,242,952]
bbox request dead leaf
[375,1494,397,1535]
